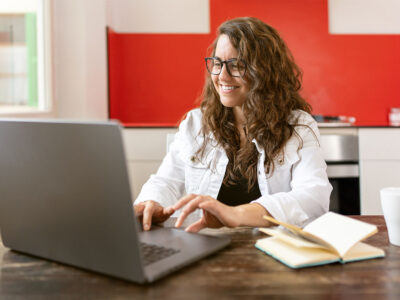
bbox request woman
[134,17,332,232]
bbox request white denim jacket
[135,108,332,227]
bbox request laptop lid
[0,119,147,283]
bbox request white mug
[380,187,400,246]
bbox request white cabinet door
[126,161,165,199]
[123,128,178,199]
[360,160,400,214]
[359,128,400,214]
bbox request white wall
[329,0,400,34]
[106,0,209,33]
[52,0,108,120]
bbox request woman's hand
[165,194,241,232]
[134,200,174,231]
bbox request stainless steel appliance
[320,134,360,215]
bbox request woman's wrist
[233,205,246,227]
[234,203,271,227]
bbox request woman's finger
[199,200,239,228]
[133,203,145,217]
[185,217,207,233]
[163,207,175,218]
[170,193,198,211]
[163,206,175,216]
[142,202,155,231]
[153,205,174,223]
[198,200,221,216]
[175,195,206,228]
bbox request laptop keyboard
[140,242,180,266]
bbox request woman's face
[212,34,249,108]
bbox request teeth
[222,86,236,91]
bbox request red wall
[108,0,400,126]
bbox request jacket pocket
[182,152,211,194]
[274,148,300,170]
[268,149,300,193]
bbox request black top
[217,174,261,206]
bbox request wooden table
[1,216,399,299]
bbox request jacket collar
[251,139,265,154]
[203,132,265,154]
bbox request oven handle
[326,164,359,178]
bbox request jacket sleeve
[252,113,332,227]
[134,112,194,208]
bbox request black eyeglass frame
[204,57,246,78]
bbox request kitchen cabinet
[359,128,400,214]
[122,128,177,199]
[319,127,360,215]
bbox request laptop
[0,119,230,283]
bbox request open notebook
[255,212,385,268]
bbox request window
[0,0,51,114]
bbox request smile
[221,85,239,91]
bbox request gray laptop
[0,119,230,283]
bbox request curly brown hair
[197,17,312,190]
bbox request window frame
[0,0,54,117]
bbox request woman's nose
[219,64,231,80]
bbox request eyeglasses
[205,57,246,78]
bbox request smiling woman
[208,35,249,110]
[134,17,332,233]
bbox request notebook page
[341,242,385,262]
[255,237,339,268]
[259,227,329,250]
[263,215,338,254]
[303,212,377,257]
